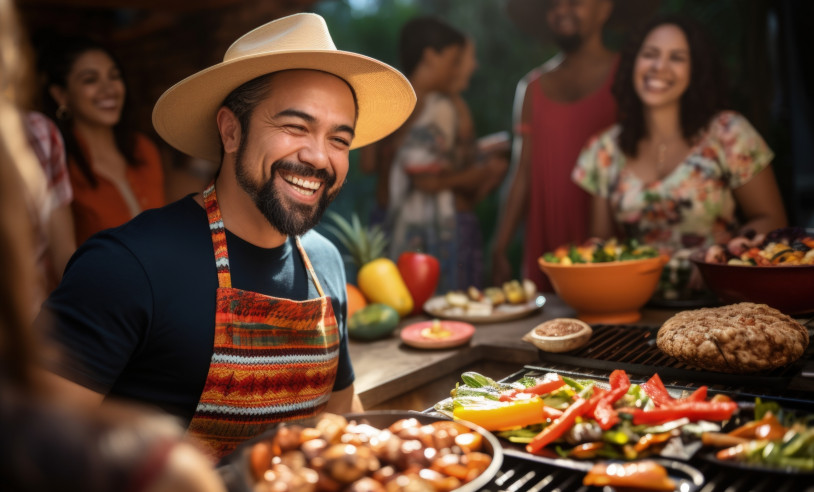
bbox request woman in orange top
[39,36,165,245]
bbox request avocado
[347,303,400,340]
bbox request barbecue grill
[460,323,814,491]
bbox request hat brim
[152,50,415,163]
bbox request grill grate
[477,455,814,491]
[531,324,814,404]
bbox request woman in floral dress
[572,14,786,256]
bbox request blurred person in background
[6,12,75,307]
[492,0,656,292]
[573,14,786,254]
[38,35,166,246]
[409,36,510,289]
[383,16,467,292]
[22,110,76,305]
[0,1,225,491]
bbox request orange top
[69,133,165,245]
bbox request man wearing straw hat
[37,13,415,458]
[491,0,656,292]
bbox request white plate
[423,294,546,324]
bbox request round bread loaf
[657,302,809,373]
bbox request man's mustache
[272,160,336,188]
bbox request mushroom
[321,443,380,484]
[345,476,387,492]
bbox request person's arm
[490,81,533,285]
[324,384,363,413]
[37,370,105,407]
[587,194,616,239]
[732,165,787,234]
[37,236,153,404]
[45,204,76,280]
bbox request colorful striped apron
[186,182,340,458]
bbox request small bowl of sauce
[523,318,593,353]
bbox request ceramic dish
[400,320,475,349]
[522,318,593,353]
[423,294,545,324]
[690,249,814,315]
[538,256,666,324]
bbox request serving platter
[217,411,503,492]
[423,294,545,323]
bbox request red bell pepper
[526,397,590,454]
[500,373,565,401]
[593,399,620,430]
[397,252,440,315]
[587,370,630,430]
[584,387,608,415]
[620,400,738,426]
[641,373,676,407]
[685,385,708,402]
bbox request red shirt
[69,133,165,245]
[523,63,618,291]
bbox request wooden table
[349,295,682,409]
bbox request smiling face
[633,23,692,110]
[545,0,612,52]
[50,49,125,129]
[232,70,356,237]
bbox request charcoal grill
[441,323,814,491]
[474,453,814,492]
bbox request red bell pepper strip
[499,373,565,401]
[685,386,708,402]
[593,398,620,430]
[641,373,676,407]
[620,400,738,426]
[587,370,630,430]
[526,397,590,454]
[608,369,629,390]
[584,387,608,415]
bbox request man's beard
[234,142,340,237]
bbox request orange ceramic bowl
[539,256,666,324]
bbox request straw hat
[153,13,416,163]
[505,0,660,42]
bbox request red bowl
[690,250,814,315]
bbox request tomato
[397,252,440,315]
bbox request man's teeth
[284,175,321,195]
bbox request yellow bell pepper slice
[453,397,554,431]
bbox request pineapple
[324,212,413,316]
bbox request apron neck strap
[203,180,327,297]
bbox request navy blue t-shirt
[39,195,353,426]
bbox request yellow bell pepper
[453,397,552,431]
[357,258,413,317]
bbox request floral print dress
[572,111,774,254]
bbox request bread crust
[656,302,809,373]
